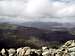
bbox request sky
[0,0,75,23]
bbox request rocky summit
[0,40,75,56]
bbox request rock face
[55,40,75,56]
[0,40,75,56]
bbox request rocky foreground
[0,40,75,56]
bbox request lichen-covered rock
[42,46,48,52]
[68,52,75,56]
[17,48,22,55]
[1,40,75,56]
[1,48,6,56]
[8,48,16,56]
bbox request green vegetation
[0,23,17,30]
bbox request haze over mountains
[1,21,75,31]
[0,23,75,49]
[21,22,75,27]
[0,16,75,48]
[7,22,75,31]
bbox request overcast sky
[0,0,75,23]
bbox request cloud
[25,0,51,17]
[0,0,75,17]
[0,0,75,23]
[0,0,51,18]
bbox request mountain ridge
[0,23,75,49]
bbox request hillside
[0,23,75,49]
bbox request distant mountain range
[1,22,75,30]
[18,22,75,31]
[0,23,75,49]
